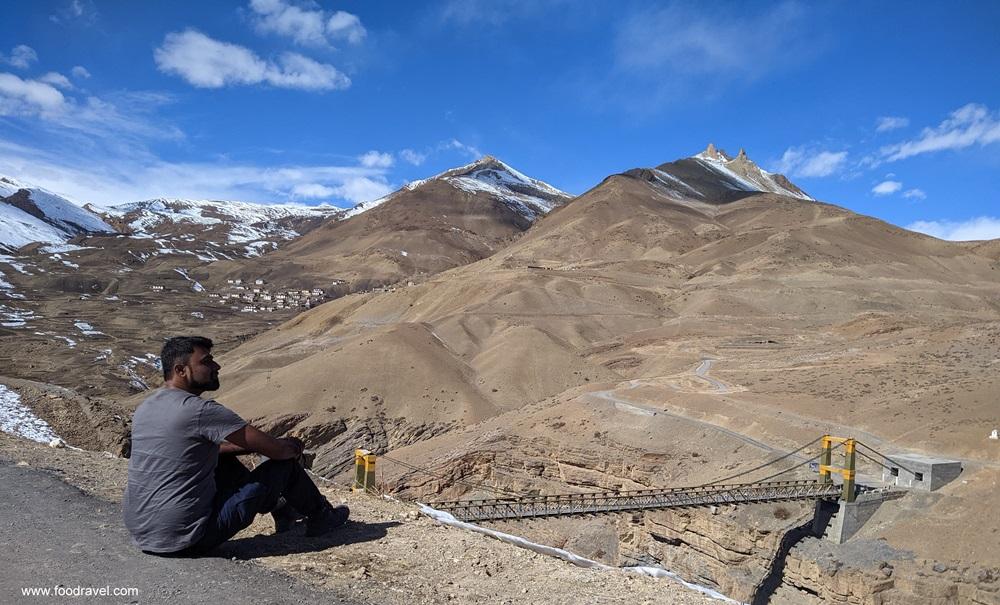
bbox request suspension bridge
[361,435,911,523]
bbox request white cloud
[291,182,336,198]
[872,180,902,196]
[0,72,181,148]
[327,11,367,45]
[906,217,1000,241]
[2,45,38,70]
[902,188,926,200]
[774,147,848,178]
[875,116,909,132]
[399,139,483,166]
[615,2,808,80]
[266,52,350,90]
[154,30,350,91]
[250,0,327,46]
[50,0,98,25]
[400,149,427,166]
[39,72,73,90]
[358,150,394,168]
[291,177,392,203]
[249,0,365,47]
[395,140,480,167]
[70,66,91,79]
[328,176,392,203]
[0,72,67,115]
[0,136,393,207]
[882,103,1000,162]
[439,0,569,26]
[61,92,183,142]
[441,138,482,159]
[154,31,269,88]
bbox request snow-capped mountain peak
[103,198,341,239]
[690,144,812,200]
[98,197,343,257]
[693,143,734,163]
[345,156,572,221]
[0,175,115,252]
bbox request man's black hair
[161,336,214,380]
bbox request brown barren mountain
[204,156,572,294]
[214,147,1000,599]
[0,158,569,397]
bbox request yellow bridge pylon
[352,449,377,493]
[818,435,856,502]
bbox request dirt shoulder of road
[0,433,716,605]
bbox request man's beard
[192,374,220,392]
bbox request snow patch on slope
[650,169,707,200]
[0,383,62,444]
[1,304,36,326]
[101,198,339,258]
[445,157,571,221]
[105,198,338,238]
[0,200,72,250]
[0,176,114,252]
[74,320,105,336]
[173,267,205,292]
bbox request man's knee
[216,456,251,480]
[255,458,298,475]
[249,458,300,488]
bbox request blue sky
[1,1,998,239]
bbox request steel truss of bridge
[432,479,847,522]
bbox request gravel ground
[0,461,357,605]
[0,433,717,605]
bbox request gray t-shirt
[123,387,247,553]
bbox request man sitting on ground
[124,335,348,555]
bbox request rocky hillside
[205,156,572,294]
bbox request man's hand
[224,426,305,460]
[279,436,305,458]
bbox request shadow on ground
[209,520,401,559]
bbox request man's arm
[219,441,250,456]
[224,425,304,460]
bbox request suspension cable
[749,449,828,484]
[855,441,918,475]
[854,448,893,471]
[698,435,825,486]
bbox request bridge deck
[432,480,844,522]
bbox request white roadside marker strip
[419,504,742,603]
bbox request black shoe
[272,503,304,534]
[305,504,350,537]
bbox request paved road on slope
[694,358,730,394]
[584,386,894,486]
[0,462,360,605]
[585,386,783,457]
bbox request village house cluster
[208,278,325,313]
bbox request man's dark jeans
[165,456,327,556]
